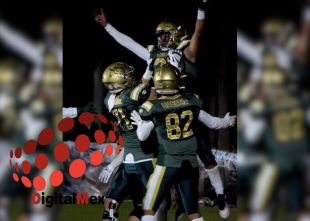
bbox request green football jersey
[139,93,202,167]
[148,45,198,92]
[104,84,153,162]
[250,94,310,172]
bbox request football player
[130,64,236,221]
[243,65,310,221]
[95,0,207,87]
[95,2,232,217]
[100,62,156,221]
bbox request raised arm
[237,31,262,65]
[0,21,41,65]
[183,0,208,63]
[198,110,236,129]
[95,8,149,61]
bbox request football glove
[223,112,237,127]
[99,164,115,183]
[168,49,182,72]
[130,110,142,126]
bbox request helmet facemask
[155,21,182,49]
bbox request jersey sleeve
[187,93,203,115]
[129,84,151,104]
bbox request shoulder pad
[140,101,154,112]
[130,84,149,101]
[139,100,155,118]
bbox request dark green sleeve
[188,93,203,109]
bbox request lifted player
[130,64,236,221]
[100,62,155,221]
[95,0,206,86]
[95,2,231,217]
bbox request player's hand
[95,8,108,27]
[193,0,208,10]
[224,112,237,127]
[99,164,115,183]
[168,49,182,72]
[130,110,142,126]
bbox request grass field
[11,199,237,221]
[60,201,237,221]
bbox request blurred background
[0,1,63,221]
[237,0,310,220]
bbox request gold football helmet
[156,21,177,34]
[154,64,179,95]
[155,21,181,48]
[42,17,63,45]
[102,62,135,94]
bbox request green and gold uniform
[139,93,203,214]
[149,42,197,92]
[104,84,154,162]
[250,94,310,212]
[104,84,155,217]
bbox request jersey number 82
[165,110,194,140]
